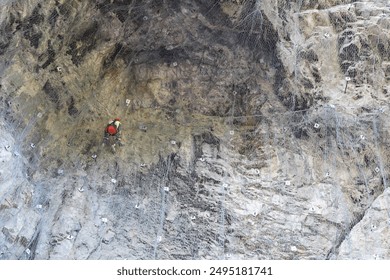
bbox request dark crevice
[66,21,100,66]
[27,230,41,260]
[48,8,59,26]
[43,81,60,108]
[67,96,78,116]
[20,4,44,49]
[325,187,385,260]
[41,40,56,69]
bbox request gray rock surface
[0,0,389,259]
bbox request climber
[103,118,123,151]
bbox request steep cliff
[0,0,389,259]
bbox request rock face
[0,0,389,259]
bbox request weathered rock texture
[0,0,389,259]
